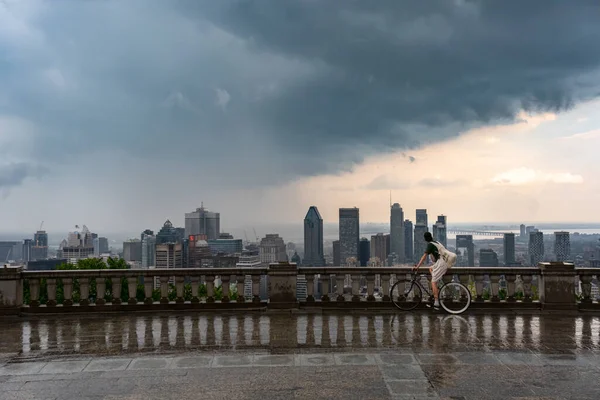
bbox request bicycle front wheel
[439,282,471,314]
[390,279,423,311]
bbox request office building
[207,238,243,255]
[370,233,388,265]
[32,230,49,260]
[141,234,156,268]
[529,231,545,266]
[519,224,526,240]
[456,235,475,267]
[359,238,370,267]
[22,239,33,262]
[303,206,326,266]
[291,252,301,264]
[390,203,405,263]
[184,204,220,240]
[26,259,67,271]
[554,231,571,262]
[123,239,142,262]
[188,236,212,268]
[219,233,234,239]
[503,233,516,266]
[432,215,447,248]
[60,226,95,262]
[479,249,499,267]
[526,226,535,236]
[93,237,109,256]
[332,240,340,266]
[416,209,428,227]
[258,234,287,265]
[413,225,428,262]
[339,208,360,266]
[156,220,184,244]
[404,220,414,262]
[155,242,183,269]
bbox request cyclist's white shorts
[431,259,449,283]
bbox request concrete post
[539,262,577,311]
[268,262,298,309]
[0,266,23,315]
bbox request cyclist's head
[424,232,433,242]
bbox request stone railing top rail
[297,266,541,275]
[21,267,268,279]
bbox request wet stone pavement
[0,311,600,399]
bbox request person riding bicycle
[413,232,457,309]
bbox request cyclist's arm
[414,252,428,270]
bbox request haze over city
[2,0,600,234]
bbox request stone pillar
[267,262,298,309]
[0,266,23,315]
[539,262,577,311]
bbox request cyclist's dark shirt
[425,241,440,261]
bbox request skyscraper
[503,233,516,266]
[456,235,475,266]
[554,231,571,262]
[414,210,428,261]
[259,234,287,265]
[141,234,156,268]
[123,239,143,262]
[155,243,183,269]
[359,238,370,267]
[184,204,220,240]
[416,209,428,227]
[479,249,499,267]
[390,203,405,263]
[93,237,109,256]
[32,230,49,260]
[529,231,544,266]
[156,220,184,244]
[332,240,340,266]
[519,224,526,240]
[339,208,360,266]
[404,220,413,262]
[370,233,388,265]
[303,206,326,266]
[22,239,33,262]
[432,215,447,248]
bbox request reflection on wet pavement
[1,312,600,359]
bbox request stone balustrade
[0,262,598,315]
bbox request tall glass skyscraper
[404,220,414,262]
[339,208,359,266]
[390,203,405,263]
[503,233,516,266]
[303,206,326,266]
[184,204,220,240]
[529,231,544,266]
[554,231,570,262]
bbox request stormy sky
[1,0,600,236]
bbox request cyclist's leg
[431,259,448,306]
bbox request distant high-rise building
[359,238,370,267]
[432,215,447,248]
[31,230,49,260]
[370,233,388,265]
[456,235,475,266]
[332,240,340,266]
[554,231,571,262]
[390,203,405,263]
[207,239,243,255]
[529,231,544,266]
[188,236,212,268]
[61,225,95,262]
[93,237,109,256]
[123,239,143,262]
[519,224,526,239]
[0,241,19,262]
[156,220,184,244]
[291,252,301,264]
[155,242,183,269]
[503,233,516,266]
[404,220,413,262]
[219,233,234,239]
[525,226,535,236]
[184,204,220,240]
[141,234,156,268]
[479,249,499,267]
[416,209,428,227]
[34,231,48,247]
[339,208,360,266]
[303,206,326,266]
[22,239,33,262]
[258,234,287,265]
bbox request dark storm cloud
[1,0,600,187]
[0,163,46,190]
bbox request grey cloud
[417,178,465,188]
[363,175,410,191]
[1,0,600,188]
[0,163,46,192]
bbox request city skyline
[1,2,600,232]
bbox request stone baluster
[490,274,501,302]
[111,277,122,304]
[459,274,470,301]
[175,276,185,304]
[579,274,592,303]
[381,274,391,302]
[321,274,330,302]
[366,274,375,302]
[62,278,73,306]
[336,274,345,302]
[305,274,315,303]
[521,275,533,302]
[505,274,517,302]
[144,278,154,305]
[351,274,361,302]
[474,274,485,302]
[46,278,57,307]
[29,278,41,307]
[442,275,453,301]
[96,279,106,305]
[190,276,200,303]
[159,276,169,304]
[221,275,230,303]
[79,278,90,306]
[236,275,245,303]
[127,277,137,305]
[251,275,261,303]
[206,275,215,303]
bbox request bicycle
[389,271,471,314]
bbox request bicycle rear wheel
[439,282,471,314]
[390,279,423,311]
